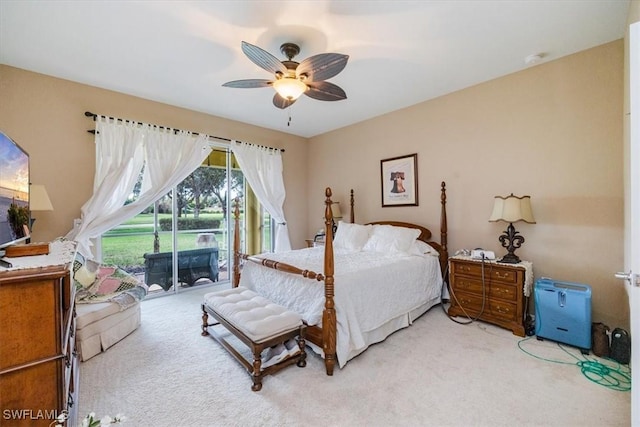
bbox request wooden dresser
[0,264,78,426]
[448,257,527,336]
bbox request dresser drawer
[0,358,63,424]
[451,261,519,284]
[451,277,518,302]
[452,291,519,322]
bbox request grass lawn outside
[101,212,230,269]
[101,231,227,268]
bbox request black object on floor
[610,328,631,364]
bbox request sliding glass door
[99,146,269,296]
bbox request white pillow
[333,222,372,251]
[410,240,439,257]
[363,224,421,254]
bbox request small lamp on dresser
[489,193,535,264]
[29,184,54,231]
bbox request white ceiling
[0,1,630,138]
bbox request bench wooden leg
[201,304,219,336]
[297,325,307,368]
[251,347,264,392]
[201,305,209,336]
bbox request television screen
[0,130,30,250]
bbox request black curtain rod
[84,111,284,152]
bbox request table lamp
[29,184,54,230]
[488,193,535,264]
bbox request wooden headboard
[365,220,432,243]
[351,182,449,274]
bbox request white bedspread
[239,246,442,368]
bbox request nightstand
[448,257,531,337]
[305,239,325,248]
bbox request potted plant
[7,199,29,239]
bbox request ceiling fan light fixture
[224,41,348,109]
[273,77,307,100]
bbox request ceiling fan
[223,41,349,109]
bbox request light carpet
[78,284,630,427]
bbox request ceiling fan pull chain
[287,106,292,127]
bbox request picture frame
[380,153,418,207]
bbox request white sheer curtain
[66,116,211,256]
[232,141,291,252]
[117,129,211,221]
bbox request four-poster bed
[232,182,448,375]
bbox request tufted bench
[201,286,307,391]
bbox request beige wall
[0,65,309,251]
[309,41,626,327]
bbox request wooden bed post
[350,189,355,223]
[440,181,449,276]
[232,198,241,288]
[440,182,448,253]
[323,187,337,376]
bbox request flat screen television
[0,130,30,252]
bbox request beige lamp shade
[331,202,343,219]
[30,184,54,211]
[489,194,535,224]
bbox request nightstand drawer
[452,262,519,284]
[451,278,518,302]
[453,291,518,322]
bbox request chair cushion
[75,303,141,361]
[204,286,302,342]
[75,302,140,340]
[76,302,121,330]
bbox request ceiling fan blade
[305,81,347,101]
[222,79,273,89]
[297,53,349,82]
[241,41,287,75]
[273,93,296,109]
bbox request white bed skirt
[307,296,441,368]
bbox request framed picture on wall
[380,153,418,207]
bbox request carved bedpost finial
[324,188,334,240]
